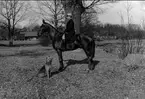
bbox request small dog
[27,56,53,82]
[38,56,53,78]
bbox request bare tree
[37,0,64,28]
[25,16,40,32]
[0,0,30,46]
[118,11,124,25]
[141,17,145,30]
[117,1,144,59]
[125,0,133,29]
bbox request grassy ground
[0,42,145,99]
[0,40,39,45]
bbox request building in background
[17,31,38,40]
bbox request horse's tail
[86,36,95,58]
[79,34,95,58]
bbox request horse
[38,19,95,72]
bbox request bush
[118,30,144,59]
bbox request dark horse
[39,20,95,72]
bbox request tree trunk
[54,0,58,29]
[73,4,82,34]
[73,0,85,34]
[8,19,13,46]
[9,36,13,46]
[54,14,58,28]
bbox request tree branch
[84,0,100,9]
[38,0,64,27]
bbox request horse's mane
[45,22,63,34]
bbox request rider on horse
[62,13,75,43]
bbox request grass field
[0,41,145,99]
[0,40,40,47]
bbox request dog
[27,56,53,82]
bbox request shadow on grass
[66,58,100,67]
[50,59,100,77]
[26,58,100,80]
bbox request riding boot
[62,38,66,49]
[65,39,67,49]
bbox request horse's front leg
[56,50,64,71]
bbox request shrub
[118,29,144,59]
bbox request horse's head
[38,19,51,37]
[38,20,52,46]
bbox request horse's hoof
[89,68,95,71]
[88,64,95,70]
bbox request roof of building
[20,32,37,37]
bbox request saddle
[62,32,77,44]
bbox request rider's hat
[67,13,72,18]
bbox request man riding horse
[39,19,95,72]
[62,13,76,44]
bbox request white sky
[18,1,145,27]
[98,1,145,25]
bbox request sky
[98,1,145,25]
[18,1,145,27]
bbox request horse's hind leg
[84,40,95,70]
[56,50,64,71]
[88,56,94,70]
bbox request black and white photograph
[0,0,145,99]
